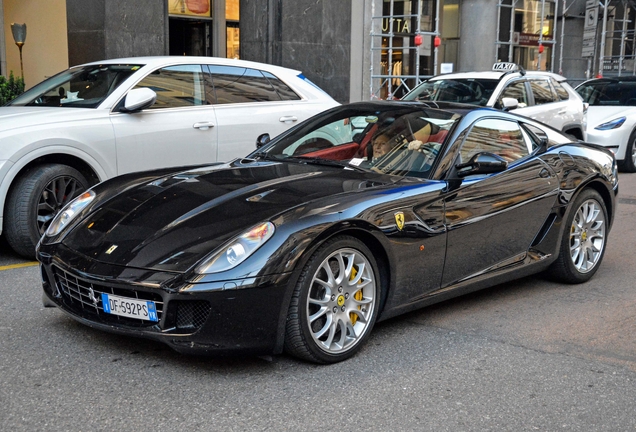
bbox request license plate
[101,293,158,322]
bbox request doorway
[169,18,212,57]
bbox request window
[403,79,499,106]
[551,79,569,100]
[134,65,206,109]
[9,64,141,108]
[262,71,300,101]
[499,81,529,108]
[529,79,555,105]
[207,65,282,104]
[576,81,636,106]
[460,118,530,164]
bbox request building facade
[1,0,634,102]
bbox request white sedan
[0,56,338,257]
[576,77,636,172]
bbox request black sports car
[37,101,618,364]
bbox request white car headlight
[195,222,275,274]
[45,190,95,237]
[595,117,626,130]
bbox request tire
[547,189,608,284]
[5,164,88,258]
[284,236,381,364]
[619,132,636,173]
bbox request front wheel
[284,236,381,364]
[5,164,88,258]
[547,189,608,283]
[620,132,636,172]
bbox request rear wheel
[284,236,380,364]
[5,164,88,258]
[547,189,608,283]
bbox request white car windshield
[403,78,499,106]
[8,64,143,108]
[576,80,636,106]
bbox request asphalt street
[0,173,635,431]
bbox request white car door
[110,64,218,174]
[206,65,303,160]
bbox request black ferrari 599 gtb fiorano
[37,101,618,364]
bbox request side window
[460,118,530,164]
[207,65,281,104]
[262,71,301,101]
[134,65,206,109]
[551,79,569,100]
[499,81,529,107]
[522,122,569,148]
[530,79,555,105]
[520,123,547,151]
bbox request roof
[430,69,568,82]
[76,56,302,75]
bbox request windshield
[256,105,461,178]
[8,64,143,108]
[402,78,499,106]
[576,81,636,106]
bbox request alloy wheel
[306,247,376,354]
[569,198,606,273]
[37,175,83,235]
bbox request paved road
[0,173,635,431]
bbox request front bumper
[585,127,631,161]
[38,244,293,357]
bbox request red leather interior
[302,142,360,160]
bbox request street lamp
[11,23,27,80]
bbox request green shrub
[0,72,25,105]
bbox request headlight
[595,117,626,130]
[195,222,275,274]
[45,190,95,237]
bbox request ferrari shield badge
[394,212,405,231]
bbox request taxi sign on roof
[492,62,519,71]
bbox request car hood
[62,159,391,272]
[586,105,636,127]
[0,107,107,132]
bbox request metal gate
[369,0,441,100]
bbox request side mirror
[256,133,271,148]
[121,88,157,112]
[456,152,508,177]
[501,97,519,111]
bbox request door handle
[193,121,215,130]
[279,116,298,123]
[557,110,567,115]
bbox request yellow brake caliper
[349,266,363,324]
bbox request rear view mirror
[122,88,157,112]
[256,133,271,148]
[456,152,508,177]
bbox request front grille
[53,266,164,327]
[175,301,212,331]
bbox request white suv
[402,63,587,140]
[0,56,338,257]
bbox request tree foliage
[0,72,25,105]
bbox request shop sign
[169,0,211,17]
[382,18,411,34]
[513,32,551,47]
